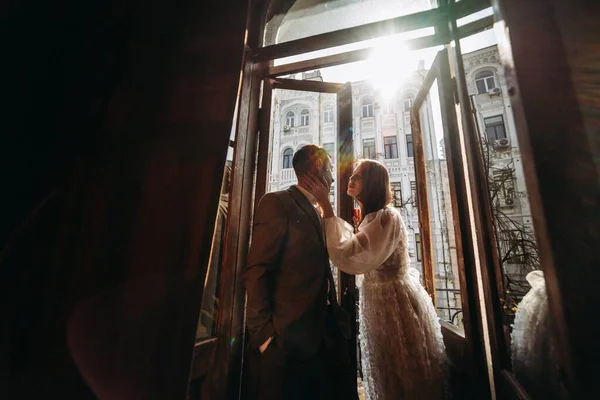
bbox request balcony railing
[280,168,296,183]
[384,160,414,177]
[388,166,402,176]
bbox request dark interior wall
[551,1,600,394]
[2,0,249,398]
[553,0,600,177]
[495,0,600,397]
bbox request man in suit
[242,144,356,400]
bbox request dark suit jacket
[243,186,350,360]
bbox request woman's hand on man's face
[302,173,330,207]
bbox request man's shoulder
[262,189,288,201]
[266,187,297,198]
[259,189,293,209]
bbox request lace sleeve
[323,208,401,274]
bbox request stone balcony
[383,159,414,178]
[269,168,297,187]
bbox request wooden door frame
[490,0,600,398]
[198,2,500,398]
[411,48,492,398]
[445,4,526,398]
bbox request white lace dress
[324,207,447,400]
[511,271,566,399]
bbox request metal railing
[435,287,463,325]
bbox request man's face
[321,156,334,188]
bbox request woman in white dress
[304,159,447,400]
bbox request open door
[254,76,358,391]
[410,48,491,398]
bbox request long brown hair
[354,159,392,220]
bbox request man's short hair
[292,144,329,177]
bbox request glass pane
[459,30,542,386]
[485,115,503,124]
[417,79,464,330]
[264,0,439,46]
[406,135,414,157]
[196,141,235,340]
[268,88,340,293]
[476,79,487,94]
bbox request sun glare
[367,38,415,100]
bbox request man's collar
[295,184,317,206]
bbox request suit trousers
[242,308,357,400]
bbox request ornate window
[282,148,293,169]
[361,97,374,118]
[363,138,376,159]
[406,134,414,157]
[323,106,334,123]
[475,70,496,94]
[285,111,295,127]
[384,136,398,159]
[485,115,507,140]
[300,109,310,126]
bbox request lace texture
[511,271,566,399]
[325,208,447,400]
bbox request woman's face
[347,165,364,199]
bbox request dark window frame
[484,115,507,141]
[384,136,399,159]
[282,148,294,169]
[363,138,376,159]
[406,134,414,157]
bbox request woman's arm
[324,208,402,274]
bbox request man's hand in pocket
[259,336,273,353]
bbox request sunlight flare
[367,38,415,100]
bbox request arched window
[300,109,310,126]
[475,70,496,94]
[323,106,334,123]
[403,92,415,112]
[282,148,293,169]
[361,97,374,118]
[285,111,295,127]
